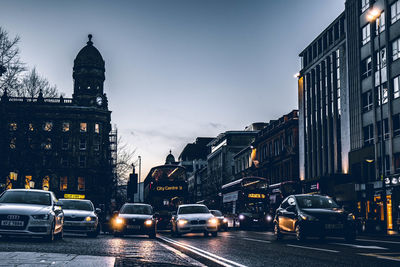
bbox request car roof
[178,204,207,208]
[59,198,92,202]
[123,203,152,206]
[6,189,51,193]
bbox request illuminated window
[62,122,70,132]
[28,123,34,131]
[95,123,100,134]
[79,155,86,168]
[10,137,16,149]
[43,122,53,131]
[9,122,17,131]
[25,176,32,189]
[80,123,87,132]
[77,177,85,191]
[43,138,52,150]
[60,176,68,191]
[42,176,50,191]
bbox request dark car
[112,203,157,238]
[273,194,356,241]
[210,210,228,231]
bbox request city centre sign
[64,194,85,199]
[248,193,266,199]
[156,185,183,192]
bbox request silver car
[0,189,64,241]
[58,199,100,237]
[171,204,218,237]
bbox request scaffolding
[109,127,118,198]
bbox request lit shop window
[60,176,68,191]
[95,123,100,134]
[62,122,70,132]
[9,122,17,131]
[9,137,16,149]
[80,122,87,132]
[28,123,34,131]
[77,177,85,191]
[42,176,50,191]
[43,122,53,132]
[25,176,32,189]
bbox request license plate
[1,220,24,227]
[325,223,343,230]
[127,225,140,229]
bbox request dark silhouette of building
[0,35,114,207]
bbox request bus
[143,165,187,229]
[221,177,270,229]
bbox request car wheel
[274,223,282,240]
[211,231,218,237]
[44,221,55,242]
[295,225,306,241]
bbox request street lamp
[138,156,141,202]
[367,8,388,232]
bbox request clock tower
[73,34,107,107]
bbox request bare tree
[19,67,58,98]
[116,136,136,186]
[0,26,26,94]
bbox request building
[0,35,114,207]
[178,137,214,202]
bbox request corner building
[0,35,114,207]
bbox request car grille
[190,220,206,225]
[127,219,145,225]
[0,214,29,230]
[64,216,86,222]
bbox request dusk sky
[1,0,345,180]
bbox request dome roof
[74,34,104,70]
[165,150,176,164]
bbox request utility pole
[138,156,141,202]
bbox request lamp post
[367,8,388,232]
[138,156,141,202]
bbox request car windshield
[296,195,339,209]
[179,206,209,214]
[120,205,152,215]
[211,210,222,216]
[59,200,93,211]
[0,191,51,206]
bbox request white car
[58,199,100,237]
[171,204,218,237]
[0,189,64,241]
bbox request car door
[285,197,297,232]
[277,198,290,232]
[52,194,64,231]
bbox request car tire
[44,221,55,242]
[274,223,282,240]
[211,231,218,237]
[295,225,306,241]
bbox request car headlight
[145,219,153,226]
[115,217,124,225]
[177,219,188,226]
[85,216,96,222]
[266,215,272,222]
[32,214,50,220]
[239,214,245,220]
[347,214,355,221]
[223,218,228,223]
[208,218,218,225]
[299,213,318,221]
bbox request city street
[0,230,400,266]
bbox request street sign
[64,194,85,199]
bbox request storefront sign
[248,193,266,199]
[156,185,183,192]
[64,194,85,199]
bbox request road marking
[331,242,388,250]
[359,253,400,262]
[287,244,339,253]
[158,242,207,267]
[329,236,400,245]
[243,237,271,243]
[159,236,247,267]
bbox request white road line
[158,242,207,267]
[331,242,388,250]
[243,237,271,243]
[287,244,339,253]
[329,236,400,245]
[159,236,247,267]
[358,253,400,262]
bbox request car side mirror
[95,208,102,214]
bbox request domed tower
[72,34,107,107]
[165,150,176,165]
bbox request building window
[9,122,17,131]
[61,157,69,167]
[62,138,69,150]
[80,122,87,132]
[375,11,385,33]
[392,1,400,24]
[362,91,373,112]
[361,57,372,79]
[62,122,70,132]
[93,138,100,151]
[60,176,67,191]
[43,138,52,150]
[95,123,100,134]
[28,123,34,131]
[79,138,86,150]
[77,177,85,191]
[392,114,400,136]
[9,137,16,149]
[375,48,387,87]
[79,155,86,168]
[361,0,369,13]
[393,38,400,61]
[376,82,388,105]
[395,153,400,172]
[362,24,370,45]
[394,76,400,99]
[43,122,53,132]
[363,124,374,145]
[42,176,50,191]
[377,118,390,140]
[336,49,341,115]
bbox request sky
[1,0,345,180]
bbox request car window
[211,210,222,216]
[296,195,339,209]
[59,200,93,211]
[178,205,210,214]
[0,191,51,206]
[120,205,152,215]
[280,198,289,209]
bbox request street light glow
[367,8,381,22]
